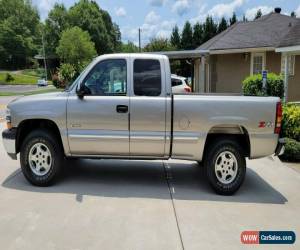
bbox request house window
[251,52,265,74]
[281,55,295,76]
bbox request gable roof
[278,21,300,48]
[198,13,300,51]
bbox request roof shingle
[197,13,300,51]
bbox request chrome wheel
[28,143,52,176]
[214,151,238,184]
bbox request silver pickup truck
[2,54,284,195]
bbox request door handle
[116,105,128,113]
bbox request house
[195,8,300,101]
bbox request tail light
[184,86,191,92]
[275,102,282,134]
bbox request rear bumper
[274,138,285,156]
[2,129,17,160]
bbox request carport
[153,50,209,92]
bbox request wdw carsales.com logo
[241,231,296,245]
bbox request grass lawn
[0,72,39,85]
[0,88,62,96]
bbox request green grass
[0,88,62,96]
[22,68,46,78]
[0,72,39,85]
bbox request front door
[67,59,129,156]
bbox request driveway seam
[163,161,185,250]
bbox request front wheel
[20,130,64,186]
[204,138,246,195]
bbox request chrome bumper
[2,129,17,160]
[274,138,285,156]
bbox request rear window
[171,78,183,87]
[134,59,161,96]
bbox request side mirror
[76,83,86,98]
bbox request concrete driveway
[0,122,299,250]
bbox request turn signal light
[275,102,282,134]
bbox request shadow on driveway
[2,159,287,204]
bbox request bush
[5,73,14,82]
[282,104,300,142]
[279,138,300,162]
[57,63,76,88]
[242,73,284,98]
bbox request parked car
[2,54,284,195]
[37,79,48,87]
[171,74,191,93]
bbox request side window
[83,59,127,95]
[134,59,161,96]
[171,78,182,87]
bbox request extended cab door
[129,57,170,157]
[67,58,130,156]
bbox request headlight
[5,108,12,129]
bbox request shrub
[57,63,76,88]
[5,73,14,82]
[279,138,300,162]
[242,73,284,98]
[282,104,300,142]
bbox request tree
[242,14,248,22]
[143,38,174,52]
[291,11,296,17]
[202,16,217,43]
[255,9,262,20]
[56,27,97,72]
[68,0,116,54]
[121,41,139,53]
[44,3,69,57]
[193,22,203,48]
[181,21,194,50]
[229,12,237,25]
[218,17,228,33]
[0,0,41,69]
[170,25,181,49]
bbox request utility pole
[42,33,48,82]
[138,28,141,52]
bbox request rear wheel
[204,138,246,195]
[20,130,64,186]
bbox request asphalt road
[0,122,299,249]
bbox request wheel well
[204,126,250,158]
[16,119,63,153]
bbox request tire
[20,129,64,186]
[204,138,246,195]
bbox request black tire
[20,129,64,186]
[204,138,246,195]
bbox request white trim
[276,45,300,53]
[250,52,266,75]
[210,47,275,55]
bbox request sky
[33,0,300,46]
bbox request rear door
[129,58,168,157]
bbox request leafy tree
[202,16,217,43]
[44,3,69,57]
[121,41,139,53]
[0,0,41,69]
[170,25,181,49]
[229,12,237,25]
[56,27,97,72]
[291,11,296,17]
[255,9,262,20]
[218,17,228,33]
[193,22,203,48]
[181,21,194,50]
[143,38,175,52]
[68,0,114,54]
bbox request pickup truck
[2,54,284,195]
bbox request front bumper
[274,138,285,156]
[2,128,17,160]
